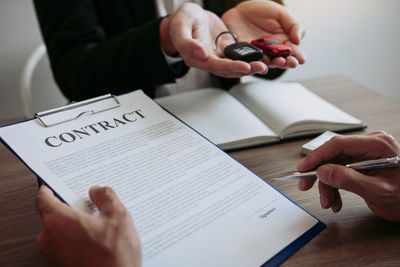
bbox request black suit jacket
[34,0,284,101]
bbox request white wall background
[281,0,400,102]
[0,0,399,120]
[0,0,42,119]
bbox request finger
[214,33,238,56]
[261,55,272,66]
[208,55,252,74]
[269,57,286,68]
[288,23,302,45]
[316,164,380,201]
[299,27,306,40]
[278,9,302,45]
[285,56,298,68]
[172,28,209,61]
[36,231,62,265]
[364,131,400,151]
[209,64,253,77]
[211,71,252,78]
[331,188,343,212]
[36,185,72,218]
[184,55,252,76]
[297,135,396,171]
[287,44,306,64]
[169,12,209,61]
[249,61,268,74]
[89,186,126,219]
[184,40,209,61]
[297,177,316,191]
[364,130,393,137]
[318,181,334,209]
[36,231,49,256]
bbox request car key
[215,31,263,63]
[223,42,263,63]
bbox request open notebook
[156,82,364,150]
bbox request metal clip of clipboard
[34,94,121,127]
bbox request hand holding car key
[221,0,306,68]
[216,31,292,62]
[215,31,263,62]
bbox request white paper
[0,90,319,267]
[156,88,279,150]
[231,82,363,138]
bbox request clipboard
[24,93,121,189]
[0,90,325,267]
[34,94,121,127]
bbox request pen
[274,156,400,181]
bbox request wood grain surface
[1,76,399,266]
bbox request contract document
[0,90,324,266]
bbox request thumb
[169,12,208,61]
[278,9,302,45]
[188,40,208,61]
[288,23,303,45]
[89,186,126,218]
[316,164,375,199]
[36,185,69,218]
[174,36,208,61]
[288,25,305,46]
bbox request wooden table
[1,75,399,266]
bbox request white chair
[20,44,69,118]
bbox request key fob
[223,42,263,63]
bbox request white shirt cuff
[162,48,183,65]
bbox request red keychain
[250,37,291,59]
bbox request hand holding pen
[293,131,400,222]
[275,156,400,180]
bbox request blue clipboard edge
[262,221,325,266]
[0,91,326,266]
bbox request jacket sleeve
[33,0,185,100]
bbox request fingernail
[296,161,304,170]
[317,166,332,183]
[260,67,268,74]
[40,185,53,195]
[296,159,307,171]
[89,185,101,192]
[299,29,306,40]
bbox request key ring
[215,31,238,54]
